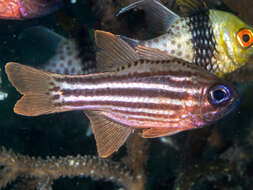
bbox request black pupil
[243,34,250,42]
[213,89,226,101]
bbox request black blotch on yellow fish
[186,11,217,70]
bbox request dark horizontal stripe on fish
[112,104,203,121]
[60,88,193,100]
[53,70,213,86]
[62,100,184,110]
[48,86,60,93]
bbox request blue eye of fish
[208,85,231,105]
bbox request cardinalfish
[6,31,240,158]
[0,0,62,20]
[117,0,253,78]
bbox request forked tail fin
[5,62,63,116]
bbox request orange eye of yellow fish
[237,29,253,48]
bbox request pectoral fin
[117,0,179,35]
[142,127,187,138]
[84,111,133,158]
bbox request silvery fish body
[5,31,240,158]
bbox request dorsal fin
[119,35,140,49]
[117,0,179,35]
[95,30,176,72]
[118,35,173,60]
[84,111,133,158]
[95,30,139,72]
[135,45,173,60]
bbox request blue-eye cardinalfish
[116,0,253,79]
[0,0,62,20]
[5,30,240,158]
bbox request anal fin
[142,127,187,138]
[84,111,133,158]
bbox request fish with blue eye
[0,0,63,20]
[5,30,241,157]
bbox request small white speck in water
[69,160,74,166]
[0,92,8,101]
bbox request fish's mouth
[203,96,240,125]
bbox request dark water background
[1,0,253,190]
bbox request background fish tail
[43,25,96,75]
[5,62,63,116]
[19,26,97,75]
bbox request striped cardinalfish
[117,0,253,78]
[5,31,240,158]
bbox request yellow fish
[117,0,253,78]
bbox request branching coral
[0,133,148,190]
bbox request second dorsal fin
[95,30,139,72]
[135,45,173,60]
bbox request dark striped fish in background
[5,31,240,158]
